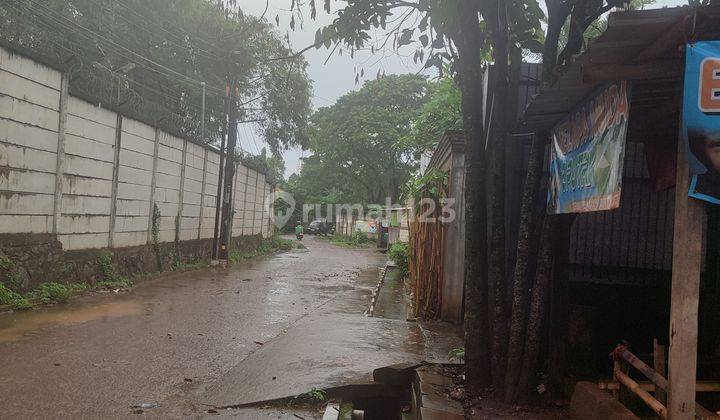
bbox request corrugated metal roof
[517,5,720,134]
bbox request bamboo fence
[408,201,444,319]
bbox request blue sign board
[548,81,631,214]
[684,41,720,205]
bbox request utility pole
[211,81,231,261]
[217,80,238,262]
[200,81,206,141]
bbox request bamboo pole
[615,370,667,419]
[599,380,720,393]
[611,345,716,419]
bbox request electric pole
[211,81,231,261]
[217,80,238,262]
[200,81,206,142]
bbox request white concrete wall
[180,141,204,241]
[0,46,274,251]
[254,173,265,235]
[60,97,116,249]
[200,151,220,239]
[114,118,155,248]
[232,164,247,238]
[0,47,61,235]
[243,169,257,236]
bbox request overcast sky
[237,0,687,178]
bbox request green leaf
[419,34,429,47]
[398,28,414,47]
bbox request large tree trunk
[504,133,545,401]
[453,0,491,391]
[516,214,556,403]
[485,1,511,391]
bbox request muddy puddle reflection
[0,299,144,343]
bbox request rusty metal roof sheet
[517,5,720,134]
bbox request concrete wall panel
[60,215,110,234]
[117,183,151,201]
[62,176,112,197]
[61,195,111,216]
[122,117,155,141]
[1,170,56,195]
[0,118,58,153]
[65,134,114,163]
[121,131,155,156]
[0,192,54,215]
[66,113,115,144]
[67,97,116,128]
[0,48,62,89]
[64,154,114,180]
[58,233,110,251]
[0,215,53,233]
[0,95,59,131]
[0,142,57,173]
[0,68,60,109]
[113,231,147,248]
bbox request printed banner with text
[548,81,631,214]
[684,41,720,205]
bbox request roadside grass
[1,281,91,310]
[0,283,32,310]
[448,347,465,363]
[35,282,72,304]
[1,236,294,312]
[326,231,375,249]
[388,242,409,278]
[229,235,295,264]
[289,388,327,407]
[172,258,209,271]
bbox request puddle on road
[0,300,144,343]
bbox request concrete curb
[366,264,389,317]
[411,364,464,420]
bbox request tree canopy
[0,0,311,153]
[287,74,431,205]
[400,76,462,161]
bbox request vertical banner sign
[548,81,631,214]
[683,41,720,204]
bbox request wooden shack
[516,6,720,418]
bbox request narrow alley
[0,238,452,419]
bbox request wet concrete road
[0,237,435,419]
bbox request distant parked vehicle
[307,219,335,236]
[307,220,323,235]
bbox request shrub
[448,347,465,363]
[0,283,17,305]
[229,235,293,263]
[10,296,33,310]
[389,242,409,278]
[269,236,294,251]
[0,254,12,271]
[96,253,132,289]
[37,282,71,304]
[290,388,327,406]
[0,283,33,310]
[350,230,373,246]
[69,282,89,293]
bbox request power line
[110,0,226,62]
[246,123,262,155]
[13,0,227,96]
[4,1,221,112]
